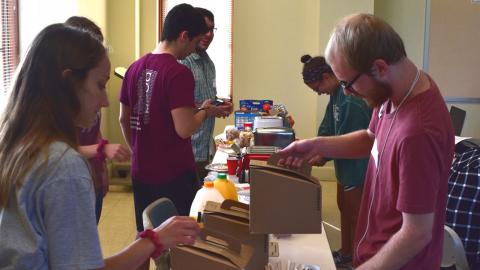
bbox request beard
[363,79,392,108]
[197,38,212,52]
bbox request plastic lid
[217,173,227,179]
[204,181,214,188]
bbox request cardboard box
[171,229,253,270]
[249,154,322,234]
[203,200,268,270]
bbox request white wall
[78,0,107,38]
[374,0,426,69]
[19,0,107,56]
[213,0,321,141]
[213,0,374,180]
[312,0,375,179]
[17,0,108,135]
[375,0,480,139]
[19,0,78,57]
[317,0,375,138]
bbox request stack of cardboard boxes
[171,155,322,269]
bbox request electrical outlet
[268,241,279,257]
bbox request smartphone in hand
[213,98,225,106]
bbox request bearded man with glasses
[180,7,233,182]
[279,14,454,270]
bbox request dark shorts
[132,170,200,232]
[195,161,210,183]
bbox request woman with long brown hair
[0,23,198,269]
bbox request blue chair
[143,197,178,228]
[142,198,178,270]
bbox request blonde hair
[325,13,406,72]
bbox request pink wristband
[96,139,108,161]
[138,229,164,258]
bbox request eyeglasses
[207,27,217,33]
[339,72,363,95]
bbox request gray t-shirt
[0,142,104,269]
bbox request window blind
[1,0,19,98]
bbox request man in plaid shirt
[180,7,233,181]
[446,140,480,269]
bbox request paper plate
[205,163,228,172]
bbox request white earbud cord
[355,68,421,262]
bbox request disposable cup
[227,157,239,175]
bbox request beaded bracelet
[138,229,164,258]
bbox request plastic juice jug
[189,181,225,218]
[214,173,238,201]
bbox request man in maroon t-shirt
[119,4,214,245]
[279,14,454,269]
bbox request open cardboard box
[249,154,322,234]
[203,200,268,270]
[171,229,254,270]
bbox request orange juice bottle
[189,181,225,219]
[213,173,238,201]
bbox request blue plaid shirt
[180,51,216,162]
[446,146,480,269]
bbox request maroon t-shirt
[354,76,454,269]
[119,53,196,184]
[77,112,106,195]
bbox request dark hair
[161,3,208,42]
[0,24,106,206]
[196,7,214,22]
[65,16,104,42]
[326,13,406,72]
[301,54,333,83]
